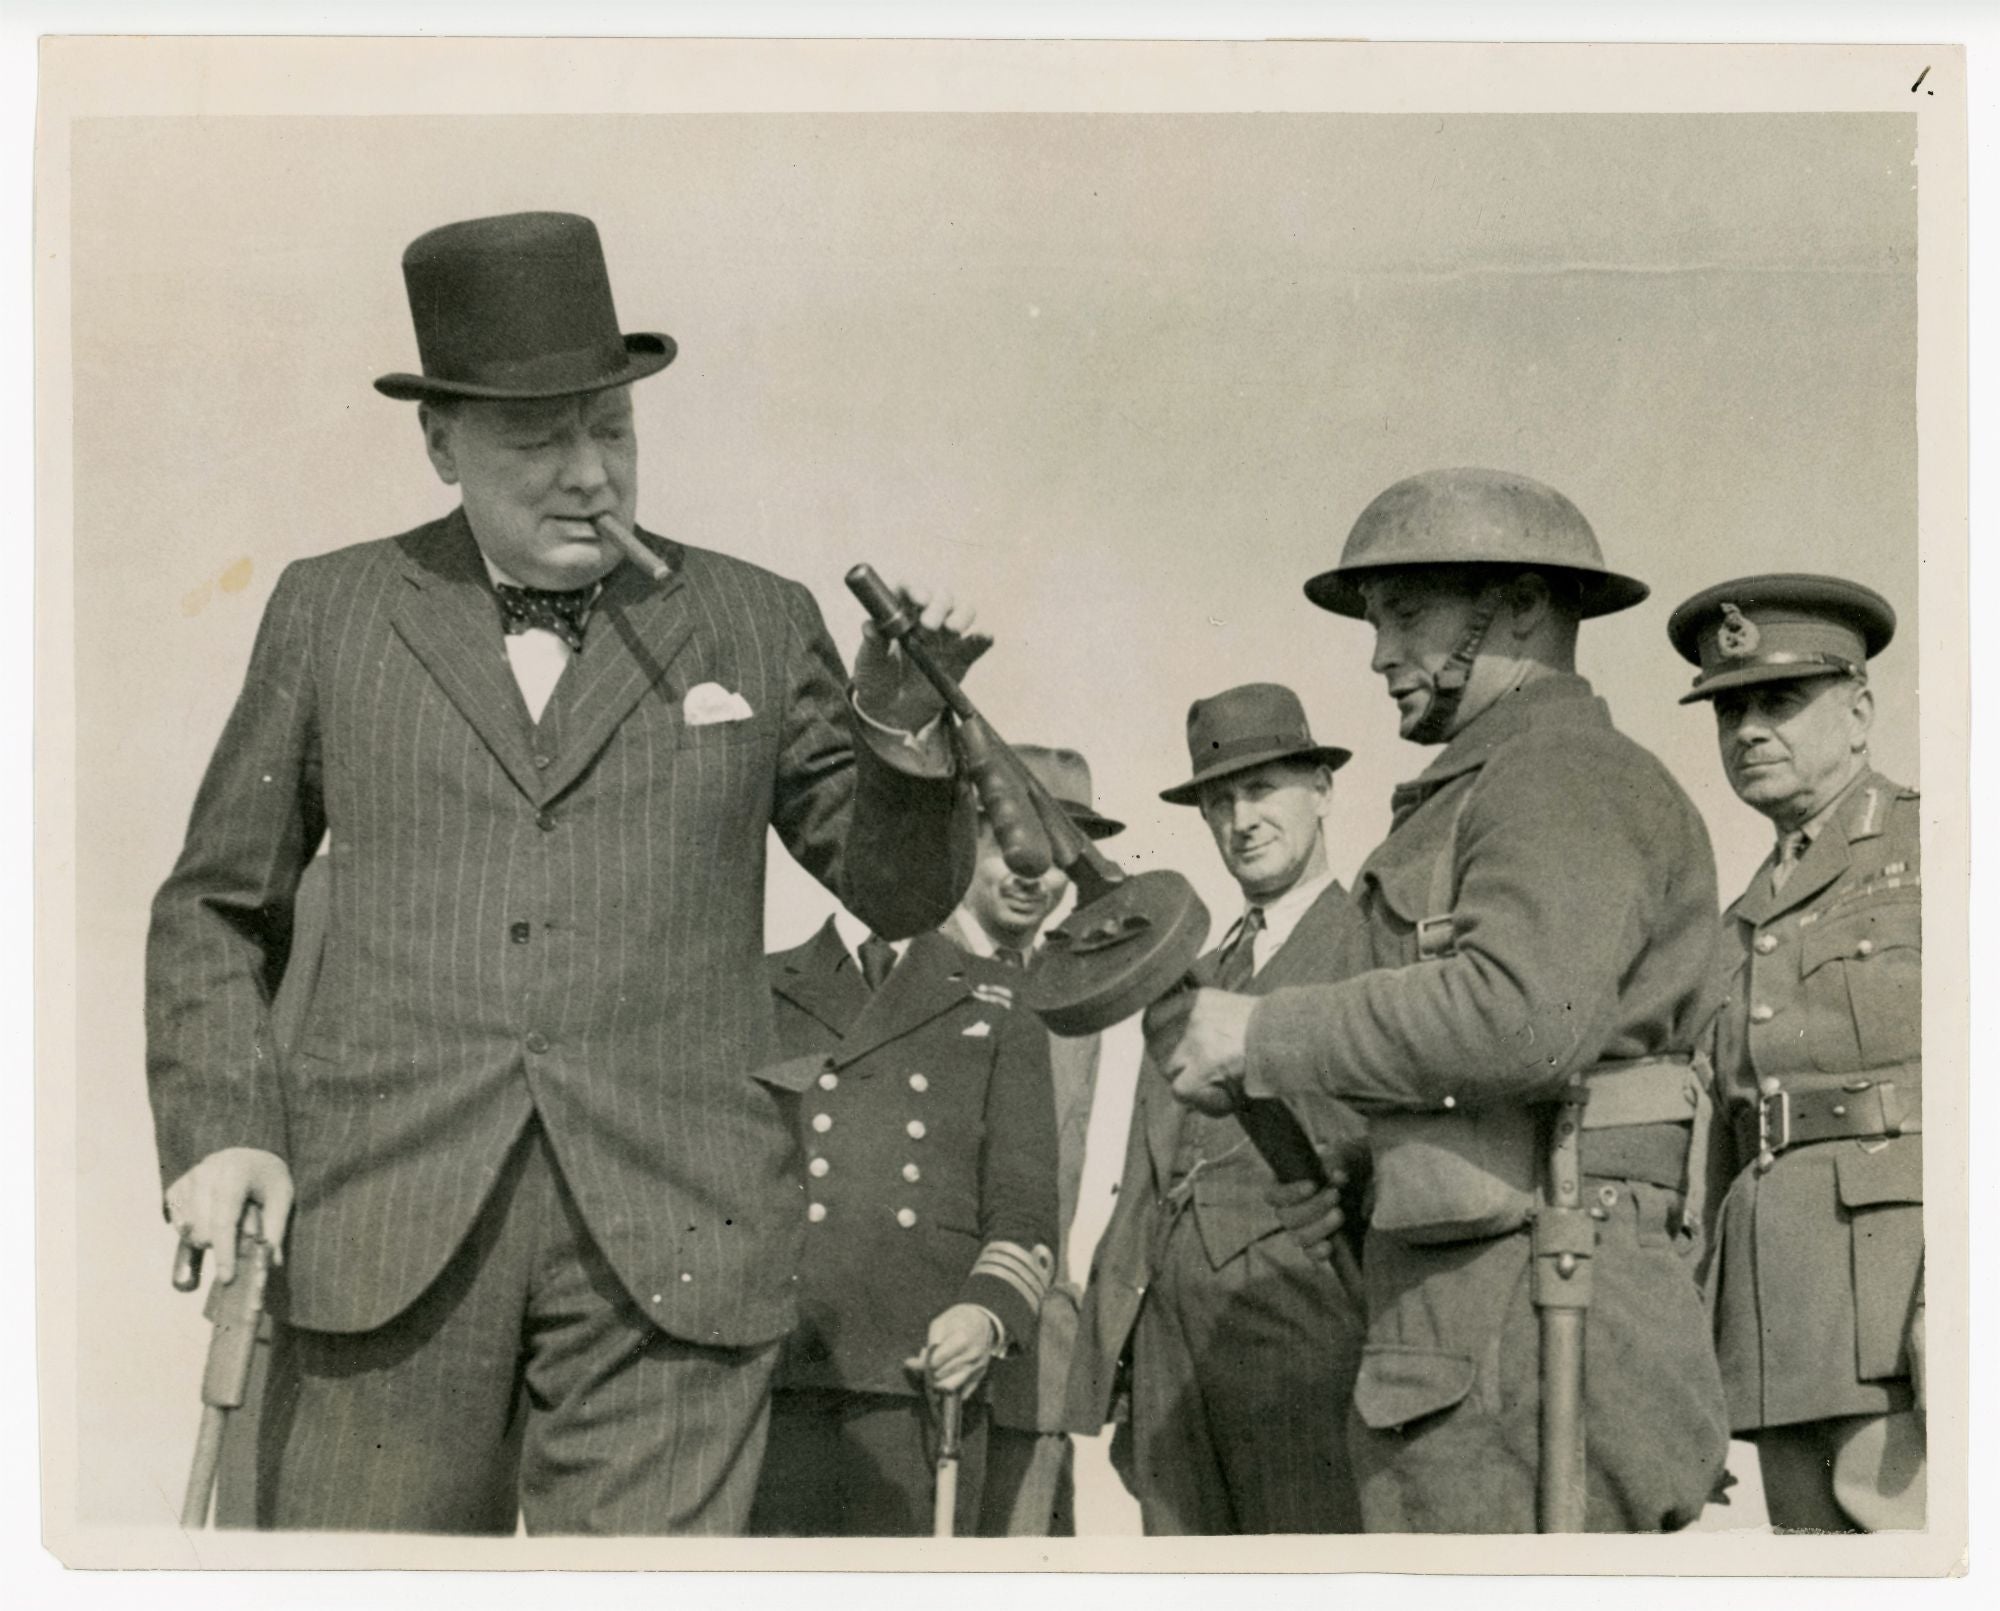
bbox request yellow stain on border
[218,557,253,593]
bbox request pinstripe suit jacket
[146,508,972,1344]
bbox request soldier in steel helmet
[1669,575,1924,1532]
[1144,467,1731,1532]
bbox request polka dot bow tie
[493,582,599,654]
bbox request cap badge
[1716,601,1760,659]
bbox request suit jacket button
[532,753,552,770]
[509,921,532,944]
[525,1031,550,1054]
[535,810,557,832]
[896,1208,918,1229]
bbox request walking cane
[1533,1081,1593,1532]
[931,1386,965,1539]
[172,1203,273,1529]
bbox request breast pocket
[673,712,777,751]
[1800,894,1921,1071]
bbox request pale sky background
[67,112,1917,1533]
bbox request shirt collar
[1787,766,1871,851]
[831,907,909,968]
[1234,866,1337,955]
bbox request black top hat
[1666,573,1896,705]
[1159,683,1352,806]
[374,212,675,402]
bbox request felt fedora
[1159,683,1351,806]
[374,212,675,402]
[1014,744,1124,840]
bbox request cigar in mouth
[591,513,674,584]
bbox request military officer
[1149,469,1731,1532]
[748,909,1059,1536]
[1668,574,1924,1532]
[938,746,1125,1537]
[1068,683,1373,1534]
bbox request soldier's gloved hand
[165,1147,294,1284]
[1144,988,1256,1116]
[852,583,992,731]
[906,1302,1001,1396]
[1267,1175,1351,1263]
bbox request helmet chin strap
[1406,589,1503,745]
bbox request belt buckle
[1414,915,1455,960]
[1755,1081,1791,1172]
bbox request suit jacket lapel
[388,511,544,803]
[1141,1052,1186,1187]
[537,526,696,801]
[832,931,972,1069]
[1249,882,1351,993]
[773,917,870,1038]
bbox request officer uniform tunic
[1705,770,1924,1527]
[748,921,1058,1536]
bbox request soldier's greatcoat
[1241,674,1732,1533]
[1705,770,1924,1430]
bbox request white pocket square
[682,682,755,725]
[961,1021,992,1038]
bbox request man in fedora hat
[949,747,1123,1537]
[146,211,987,1534]
[1068,684,1374,1534]
[1146,471,1730,1532]
[1668,574,1924,1531]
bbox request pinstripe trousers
[254,1121,778,1534]
[1130,1219,1364,1535]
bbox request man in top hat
[1068,683,1374,1534]
[1147,470,1730,1532]
[146,211,986,1534]
[1668,575,1924,1531]
[946,746,1124,1538]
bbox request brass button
[808,1157,829,1178]
[1856,939,1876,958]
[807,1202,827,1223]
[1750,1004,1775,1023]
[907,1120,927,1140]
[896,1208,918,1229]
[902,1163,921,1183]
[811,1113,833,1134]
[1754,934,1778,955]
[533,753,552,770]
[818,1071,839,1091]
[909,1073,929,1093]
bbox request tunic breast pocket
[1799,894,1921,1071]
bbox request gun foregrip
[1236,1098,1330,1187]
[954,717,1052,878]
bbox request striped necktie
[1215,907,1266,990]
